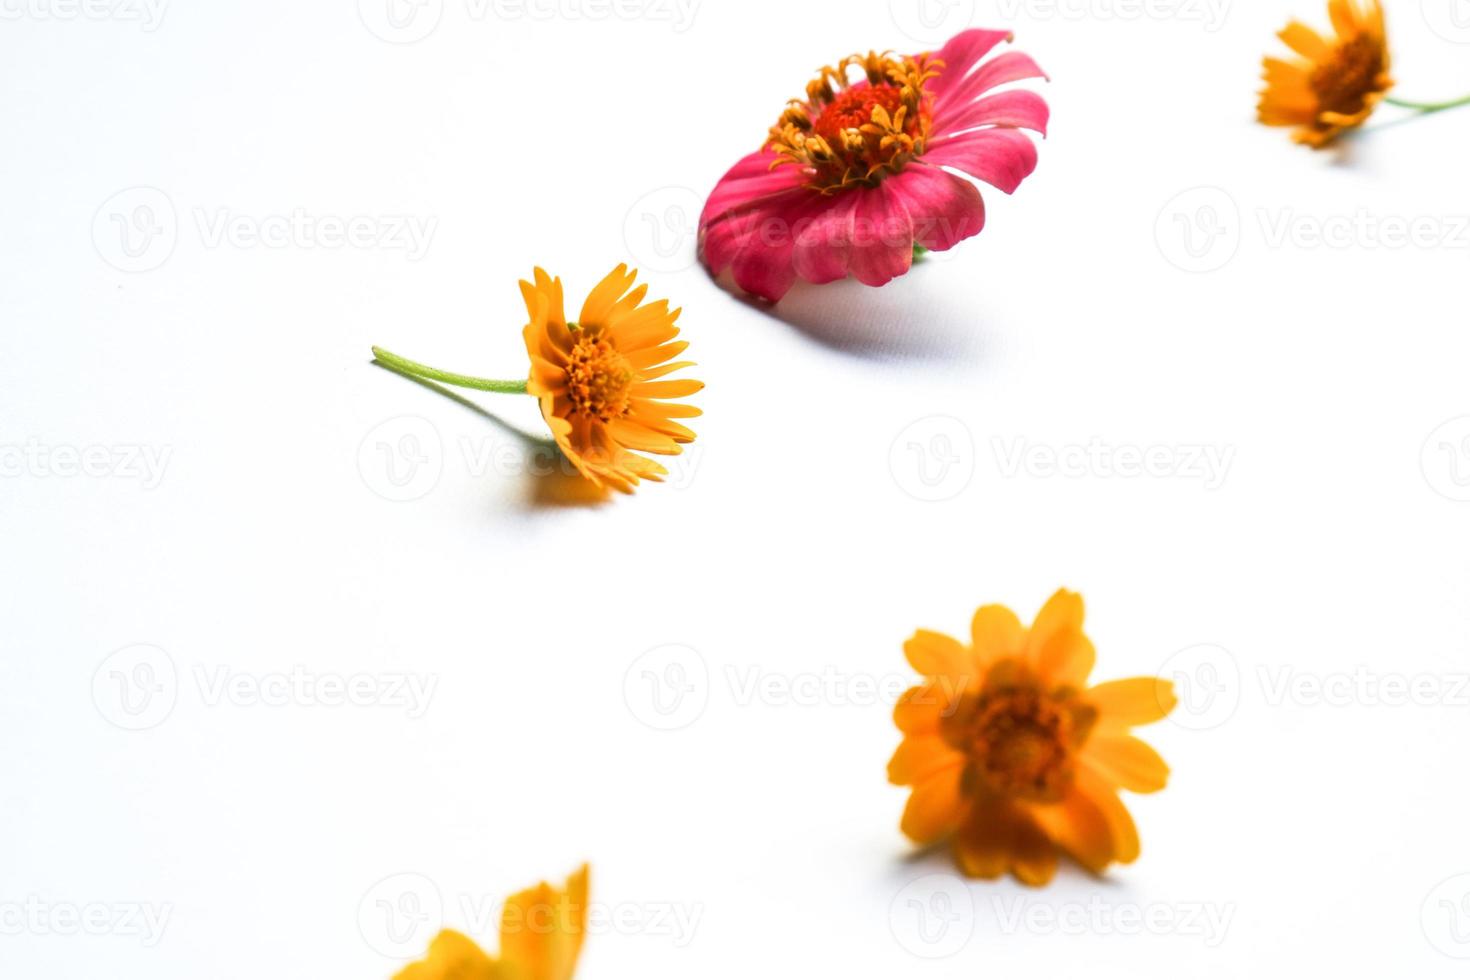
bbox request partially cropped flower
[395,865,589,980]
[889,590,1174,885]
[373,265,702,494]
[699,29,1048,302]
[1258,0,1392,148]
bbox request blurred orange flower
[888,590,1174,885]
[1258,0,1392,147]
[395,865,589,980]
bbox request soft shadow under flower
[370,361,611,510]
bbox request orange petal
[1029,788,1115,874]
[626,340,689,370]
[893,682,948,734]
[533,268,567,330]
[1025,589,1084,663]
[902,629,972,679]
[953,798,1015,879]
[888,734,965,786]
[606,282,649,323]
[633,378,704,399]
[1278,21,1330,60]
[578,264,637,329]
[629,397,701,420]
[1075,769,1140,864]
[604,419,681,456]
[499,865,589,980]
[1036,626,1095,690]
[637,360,697,381]
[394,929,501,980]
[1328,0,1357,36]
[627,411,697,443]
[1083,735,1170,794]
[1086,677,1177,729]
[900,765,966,844]
[1010,813,1059,886]
[970,604,1023,664]
[610,302,681,351]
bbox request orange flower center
[944,681,1090,803]
[1310,33,1385,116]
[564,327,633,422]
[766,51,940,194]
[810,85,908,144]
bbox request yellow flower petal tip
[889,592,1174,886]
[1257,0,1392,148]
[522,265,702,493]
[394,865,591,980]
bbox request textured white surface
[5,0,1470,977]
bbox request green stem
[371,346,528,394]
[1385,93,1470,115]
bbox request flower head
[1258,0,1392,148]
[522,265,702,493]
[698,29,1048,302]
[889,590,1175,885]
[395,865,590,980]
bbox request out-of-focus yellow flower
[888,590,1175,886]
[395,865,589,980]
[1258,0,1392,148]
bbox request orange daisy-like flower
[888,590,1175,885]
[395,865,590,980]
[521,265,703,493]
[1258,0,1392,148]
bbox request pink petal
[699,149,806,228]
[700,188,802,276]
[934,51,1049,117]
[701,190,823,302]
[924,30,1013,102]
[921,129,1039,194]
[849,181,915,286]
[933,89,1049,137]
[886,164,986,251]
[792,192,859,284]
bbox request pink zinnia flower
[698,30,1048,303]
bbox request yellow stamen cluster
[564,326,634,422]
[767,50,943,193]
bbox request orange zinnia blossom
[522,265,703,493]
[889,590,1175,885]
[1258,0,1392,148]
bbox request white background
[5,0,1470,976]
